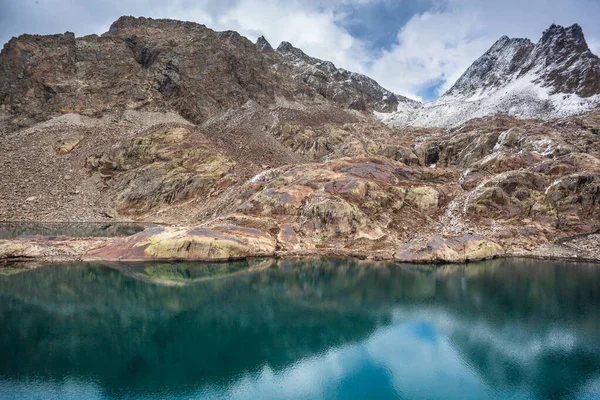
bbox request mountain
[378,24,600,128]
[0,17,599,264]
[0,16,414,133]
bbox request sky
[1,0,599,102]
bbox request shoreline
[1,234,599,266]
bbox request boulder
[56,136,84,154]
[406,186,439,213]
[0,241,38,259]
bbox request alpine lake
[0,257,599,399]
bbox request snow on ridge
[376,74,600,128]
[275,40,419,110]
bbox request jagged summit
[255,36,273,52]
[108,15,210,34]
[526,23,600,97]
[444,23,600,100]
[276,41,300,54]
[443,36,534,99]
[277,40,341,73]
[274,39,416,111]
[539,24,588,52]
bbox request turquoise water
[0,258,599,399]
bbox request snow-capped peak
[377,23,600,128]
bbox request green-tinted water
[0,258,599,399]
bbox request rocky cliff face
[273,39,415,113]
[1,17,599,263]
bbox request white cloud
[366,8,493,99]
[214,0,370,73]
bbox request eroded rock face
[0,16,415,133]
[546,172,600,227]
[86,125,235,214]
[406,187,439,213]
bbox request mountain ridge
[0,15,410,133]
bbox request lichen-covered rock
[405,186,440,213]
[395,234,504,263]
[545,172,600,226]
[324,178,369,202]
[238,185,313,216]
[466,171,550,219]
[88,225,276,260]
[56,136,83,154]
[0,241,37,259]
[377,145,420,166]
[299,194,369,243]
[277,223,301,250]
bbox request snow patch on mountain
[377,73,600,128]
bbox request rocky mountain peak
[107,15,211,35]
[490,35,533,52]
[525,23,600,97]
[255,36,273,52]
[539,24,587,52]
[274,40,415,111]
[276,41,313,62]
[444,35,534,98]
[0,16,411,131]
[443,23,600,100]
[378,23,600,128]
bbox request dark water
[1,258,600,399]
[0,221,154,238]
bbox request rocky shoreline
[1,228,598,266]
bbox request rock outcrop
[88,225,276,261]
[395,235,504,263]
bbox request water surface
[0,258,599,399]
[0,221,153,238]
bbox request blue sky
[1,0,599,102]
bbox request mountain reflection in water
[0,221,152,239]
[0,258,599,399]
